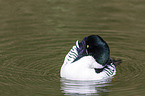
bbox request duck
[60,35,121,80]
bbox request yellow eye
[87,45,89,48]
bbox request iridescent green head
[86,35,110,66]
[76,35,110,66]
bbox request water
[60,78,113,95]
[0,0,145,96]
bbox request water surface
[0,0,145,96]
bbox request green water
[0,0,145,96]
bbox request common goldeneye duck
[60,35,120,80]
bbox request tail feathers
[112,59,122,66]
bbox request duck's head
[75,35,110,67]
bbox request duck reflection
[60,78,113,95]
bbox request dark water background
[0,0,145,96]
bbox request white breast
[60,56,116,80]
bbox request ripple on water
[110,41,145,95]
[0,32,61,90]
